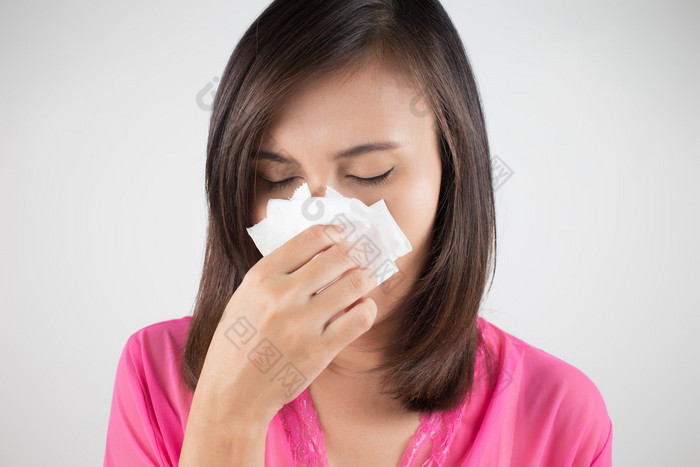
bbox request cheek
[250,187,269,226]
[251,207,264,225]
[389,175,440,244]
[382,162,441,272]
[368,182,437,301]
[389,195,432,256]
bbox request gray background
[1,0,698,465]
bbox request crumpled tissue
[246,183,412,288]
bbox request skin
[250,56,442,463]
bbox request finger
[321,297,377,351]
[308,266,378,327]
[290,240,368,298]
[259,224,348,275]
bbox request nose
[309,184,328,198]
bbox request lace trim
[278,387,329,466]
[278,385,468,466]
[398,396,468,467]
[279,320,489,465]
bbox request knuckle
[348,268,367,291]
[243,265,263,286]
[279,278,302,306]
[331,243,354,268]
[245,270,281,305]
[356,301,375,328]
[306,224,327,243]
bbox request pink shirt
[104,315,612,466]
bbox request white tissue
[246,183,412,287]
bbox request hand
[193,223,379,429]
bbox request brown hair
[181,0,497,413]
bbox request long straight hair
[181,0,498,413]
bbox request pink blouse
[104,315,612,466]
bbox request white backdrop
[1,0,698,465]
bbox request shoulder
[476,317,613,464]
[118,315,193,396]
[123,315,192,357]
[478,316,609,416]
[502,321,608,420]
[106,317,195,466]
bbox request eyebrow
[254,141,402,164]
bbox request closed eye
[259,167,394,192]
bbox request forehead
[260,60,433,149]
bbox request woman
[104,0,612,465]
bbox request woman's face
[251,58,442,323]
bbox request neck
[310,311,413,419]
